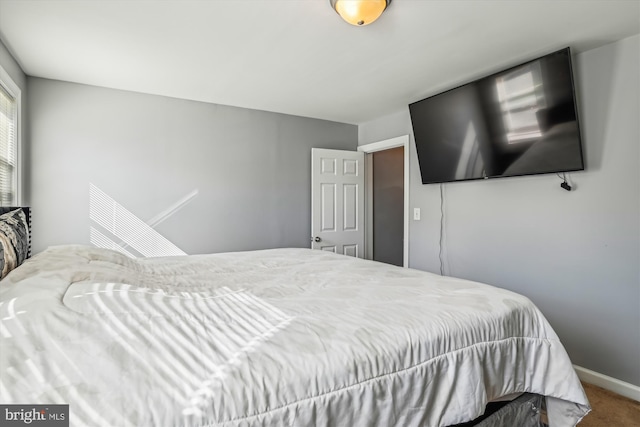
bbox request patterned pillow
[0,208,29,279]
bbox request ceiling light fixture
[330,0,391,26]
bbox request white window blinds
[0,82,17,206]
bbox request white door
[311,148,365,257]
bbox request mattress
[0,245,590,426]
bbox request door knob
[312,236,322,242]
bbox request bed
[0,207,590,426]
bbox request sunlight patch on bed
[62,280,293,419]
[0,299,27,337]
[1,333,125,426]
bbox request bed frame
[0,206,31,258]
[452,393,547,426]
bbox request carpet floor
[578,382,640,426]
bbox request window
[0,66,20,206]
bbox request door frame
[357,135,410,268]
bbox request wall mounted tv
[409,47,584,185]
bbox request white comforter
[0,246,589,426]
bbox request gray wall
[0,38,29,204]
[359,35,640,386]
[29,78,357,255]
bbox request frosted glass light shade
[331,0,391,26]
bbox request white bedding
[0,246,589,426]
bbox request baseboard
[574,365,640,402]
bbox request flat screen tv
[409,47,584,184]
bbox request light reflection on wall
[90,227,136,258]
[89,183,198,257]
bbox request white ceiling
[0,0,638,124]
